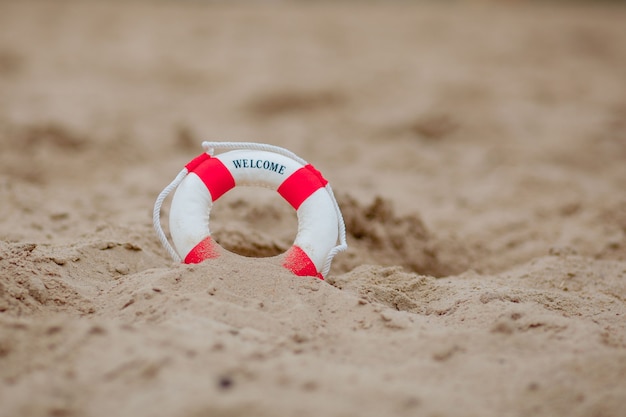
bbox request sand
[1,1,626,416]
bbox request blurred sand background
[1,1,625,416]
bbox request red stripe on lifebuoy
[185,236,220,263]
[277,164,328,210]
[192,157,235,201]
[282,245,324,279]
[185,153,211,173]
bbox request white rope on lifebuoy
[153,141,347,279]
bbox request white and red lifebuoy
[154,142,347,280]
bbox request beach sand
[1,1,625,416]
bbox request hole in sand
[210,186,297,258]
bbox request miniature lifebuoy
[153,142,347,280]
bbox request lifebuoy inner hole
[210,186,298,258]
